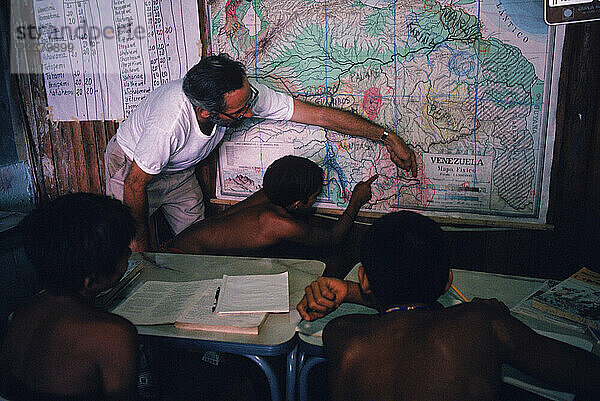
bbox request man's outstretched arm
[291,99,417,177]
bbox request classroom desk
[296,267,599,401]
[111,252,325,401]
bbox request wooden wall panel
[80,121,101,194]
[12,0,58,201]
[546,22,600,275]
[92,120,110,193]
[55,122,75,194]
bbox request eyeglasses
[215,84,259,121]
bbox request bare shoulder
[446,298,514,331]
[325,314,375,337]
[465,298,522,329]
[51,308,137,362]
[454,298,535,353]
[441,298,511,327]
[323,314,377,357]
[82,311,138,399]
[81,311,138,379]
[86,310,138,346]
[5,298,136,351]
[258,206,309,239]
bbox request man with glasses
[105,54,417,252]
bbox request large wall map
[210,0,563,224]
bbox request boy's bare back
[1,293,137,400]
[167,200,309,254]
[165,167,376,254]
[324,298,600,401]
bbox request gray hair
[182,54,247,112]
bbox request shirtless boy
[164,155,377,255]
[297,211,600,401]
[0,193,139,401]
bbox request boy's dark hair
[262,156,324,208]
[19,193,136,295]
[183,53,247,113]
[360,211,448,308]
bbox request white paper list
[33,0,201,121]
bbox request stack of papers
[216,272,289,314]
[112,272,289,335]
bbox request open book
[511,280,586,332]
[531,267,600,329]
[111,279,268,335]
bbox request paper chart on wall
[30,0,201,121]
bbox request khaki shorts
[105,136,205,234]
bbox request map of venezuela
[210,0,562,224]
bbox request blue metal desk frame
[140,334,299,401]
[296,337,326,401]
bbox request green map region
[210,0,562,224]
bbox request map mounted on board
[209,0,563,225]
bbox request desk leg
[297,350,306,375]
[298,356,326,401]
[286,345,298,401]
[242,354,281,401]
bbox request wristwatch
[380,131,389,143]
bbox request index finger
[296,296,310,320]
[409,151,418,177]
[365,174,379,185]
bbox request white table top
[112,252,325,349]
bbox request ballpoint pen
[212,286,221,312]
[140,252,184,273]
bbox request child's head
[19,193,136,296]
[360,211,449,309]
[262,156,324,208]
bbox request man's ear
[443,269,453,293]
[196,106,211,120]
[357,265,372,294]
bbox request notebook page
[112,281,203,325]
[215,272,289,314]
